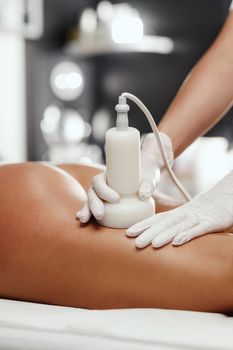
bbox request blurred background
[0,0,233,195]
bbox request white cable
[121,92,192,202]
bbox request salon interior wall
[0,32,26,162]
[26,0,98,161]
[25,0,233,163]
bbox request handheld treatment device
[97,96,155,228]
[98,93,191,229]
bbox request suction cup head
[97,195,155,229]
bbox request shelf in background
[64,35,176,58]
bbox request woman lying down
[2,9,233,312]
[0,161,233,313]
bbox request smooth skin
[159,10,233,157]
[0,162,232,313]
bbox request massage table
[0,299,233,350]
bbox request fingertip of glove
[126,230,138,237]
[93,209,105,221]
[126,225,140,235]
[78,215,89,223]
[135,237,147,248]
[172,233,190,245]
[152,240,165,248]
[76,211,81,219]
[76,210,90,223]
[138,181,154,201]
[138,191,151,201]
[172,239,180,246]
[172,237,187,246]
[135,241,144,249]
[108,192,120,203]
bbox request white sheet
[0,299,233,350]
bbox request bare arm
[159,10,233,157]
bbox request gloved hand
[139,132,174,200]
[76,132,173,223]
[126,171,233,248]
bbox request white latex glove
[76,171,120,223]
[139,132,174,200]
[126,171,233,248]
[76,132,173,223]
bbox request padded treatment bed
[0,299,233,350]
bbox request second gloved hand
[76,132,173,223]
[126,171,233,248]
[139,132,174,200]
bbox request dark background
[26,0,233,160]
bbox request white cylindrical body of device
[106,127,141,195]
[98,123,155,229]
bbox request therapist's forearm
[159,11,233,158]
